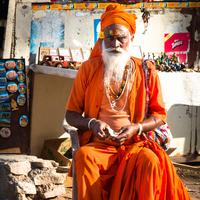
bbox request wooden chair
[63,125,79,200]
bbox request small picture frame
[50,48,58,56]
[82,48,91,61]
[38,47,50,62]
[58,48,72,61]
[70,48,84,62]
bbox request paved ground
[176,166,200,200]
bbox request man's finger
[98,130,106,138]
[117,132,129,140]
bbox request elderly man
[65,4,190,200]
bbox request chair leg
[72,159,78,200]
[63,126,79,200]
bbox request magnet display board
[0,59,30,153]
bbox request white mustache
[104,47,125,53]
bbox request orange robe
[66,57,191,200]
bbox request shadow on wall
[167,104,200,157]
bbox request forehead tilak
[104,24,129,35]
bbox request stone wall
[0,154,67,200]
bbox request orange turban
[90,4,137,59]
[101,4,137,34]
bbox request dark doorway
[0,0,9,57]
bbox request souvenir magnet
[0,63,6,74]
[0,112,11,124]
[16,60,25,71]
[0,81,7,87]
[7,82,18,93]
[0,91,9,103]
[0,103,11,111]
[6,70,18,81]
[0,127,11,138]
[0,77,7,83]
[18,83,26,94]
[0,72,6,78]
[19,115,28,127]
[0,86,6,91]
[17,94,26,106]
[5,60,16,70]
[17,71,25,82]
[0,62,4,67]
[0,118,10,124]
[11,99,19,111]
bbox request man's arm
[114,116,163,145]
[66,110,111,141]
[65,110,90,131]
[138,116,164,132]
[148,62,167,122]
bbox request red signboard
[164,32,190,52]
[164,33,190,63]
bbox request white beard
[102,41,132,87]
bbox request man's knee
[75,146,94,163]
[138,148,160,167]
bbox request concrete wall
[30,73,73,155]
[168,105,200,156]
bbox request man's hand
[90,119,110,140]
[112,124,139,145]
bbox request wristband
[137,123,143,136]
[88,118,96,130]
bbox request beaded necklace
[104,61,134,111]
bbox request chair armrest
[63,125,80,156]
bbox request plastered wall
[168,105,200,156]
[30,73,73,155]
